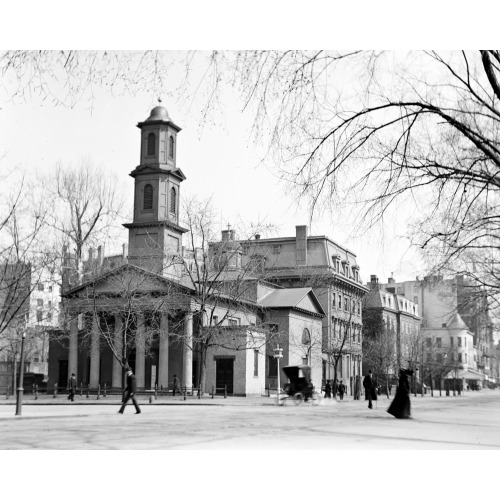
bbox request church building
[48,106,325,396]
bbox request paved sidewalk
[0,387,493,408]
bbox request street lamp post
[15,330,27,416]
[273,345,283,406]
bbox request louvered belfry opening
[143,183,153,210]
[147,133,155,156]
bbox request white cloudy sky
[1,2,492,286]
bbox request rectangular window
[426,338,431,348]
[338,294,342,308]
[464,353,467,363]
[332,293,336,309]
[465,338,467,347]
[458,353,462,363]
[37,299,43,307]
[36,310,43,322]
[268,323,279,334]
[254,350,259,376]
[272,245,280,254]
[37,283,44,291]
[344,297,348,311]
[212,315,218,326]
[228,318,239,327]
[49,285,53,292]
[47,312,53,322]
[436,337,441,348]
[458,337,462,347]
[450,337,454,347]
[436,353,443,363]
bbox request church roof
[259,288,325,316]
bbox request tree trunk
[199,347,207,396]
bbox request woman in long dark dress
[387,369,412,419]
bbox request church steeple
[124,105,188,277]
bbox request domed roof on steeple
[146,106,170,122]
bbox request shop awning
[446,369,485,380]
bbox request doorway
[216,358,234,395]
[58,360,68,388]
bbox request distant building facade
[231,227,368,394]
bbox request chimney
[388,275,395,285]
[255,234,261,240]
[122,243,128,261]
[369,275,379,290]
[296,225,307,266]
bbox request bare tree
[38,159,126,287]
[362,310,397,398]
[171,196,279,394]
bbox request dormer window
[147,133,156,156]
[170,186,177,213]
[169,135,174,158]
[143,184,153,210]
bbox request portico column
[182,313,193,391]
[68,315,78,385]
[158,313,169,389]
[89,314,100,388]
[112,315,123,388]
[135,313,146,389]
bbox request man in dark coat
[387,369,412,419]
[363,371,375,409]
[338,380,346,400]
[67,373,77,402]
[118,367,141,414]
[324,380,332,398]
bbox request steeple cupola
[124,105,188,277]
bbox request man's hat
[71,373,75,377]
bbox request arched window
[170,186,176,213]
[302,328,311,345]
[169,135,174,158]
[147,133,156,156]
[143,184,153,210]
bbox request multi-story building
[0,262,60,393]
[362,275,421,377]
[376,274,493,387]
[231,226,368,394]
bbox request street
[1,390,499,449]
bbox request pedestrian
[118,366,141,414]
[387,369,412,419]
[324,380,332,398]
[338,380,345,400]
[363,371,375,409]
[388,383,392,397]
[173,374,181,396]
[67,373,77,402]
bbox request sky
[0,53,426,285]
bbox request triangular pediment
[63,263,193,299]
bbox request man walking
[363,371,374,409]
[118,366,141,414]
[67,373,77,402]
[338,380,346,400]
[173,374,181,396]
